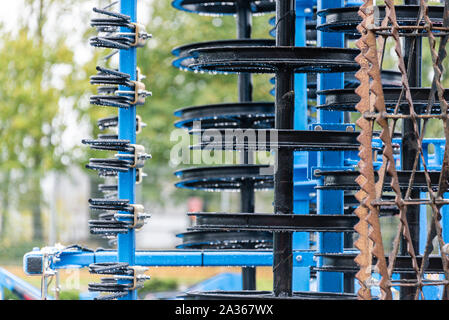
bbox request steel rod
[400,0,422,301]
[273,0,295,297]
[236,0,257,291]
[316,0,345,293]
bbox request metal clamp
[129,204,147,229]
[130,144,151,168]
[136,115,143,134]
[113,144,151,169]
[136,168,145,184]
[130,80,151,105]
[129,266,150,290]
[130,22,151,47]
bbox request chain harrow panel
[347,0,449,300]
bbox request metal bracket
[136,115,143,134]
[130,22,151,47]
[130,80,151,105]
[136,168,143,184]
[130,144,151,168]
[129,266,150,290]
[114,144,151,169]
[129,204,147,229]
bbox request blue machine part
[23,248,316,272]
[292,0,314,292]
[20,0,449,299]
[118,0,138,300]
[0,267,43,300]
[187,273,243,292]
[315,0,345,293]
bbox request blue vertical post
[345,0,363,6]
[440,142,449,243]
[292,0,313,292]
[316,0,345,293]
[419,192,427,255]
[118,0,137,300]
[443,199,449,243]
[419,145,427,255]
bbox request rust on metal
[354,0,449,300]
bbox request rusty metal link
[355,0,392,300]
[355,0,449,300]
[381,1,421,296]
[416,0,449,300]
[354,0,375,300]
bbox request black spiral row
[85,2,151,300]
[172,0,449,299]
[172,3,276,255]
[171,0,357,299]
[88,263,150,300]
[90,6,151,50]
[90,66,151,108]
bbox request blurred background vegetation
[0,0,276,263]
[0,0,448,299]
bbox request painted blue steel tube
[0,267,42,300]
[316,0,345,293]
[36,250,315,269]
[118,0,137,300]
[292,0,313,292]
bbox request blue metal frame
[118,0,138,300]
[315,0,345,293]
[292,0,314,292]
[0,267,43,300]
[23,249,315,271]
[20,0,449,299]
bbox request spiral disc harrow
[88,262,150,300]
[83,2,151,300]
[172,0,370,299]
[171,0,449,300]
[23,0,449,301]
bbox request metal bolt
[314,125,323,131]
[296,255,303,262]
[346,126,355,132]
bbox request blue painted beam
[0,267,43,300]
[316,0,345,293]
[118,0,138,300]
[292,0,314,292]
[23,250,316,272]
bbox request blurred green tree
[135,1,273,205]
[0,0,95,242]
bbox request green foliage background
[0,0,276,248]
[135,1,273,204]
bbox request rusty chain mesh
[354,0,449,300]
